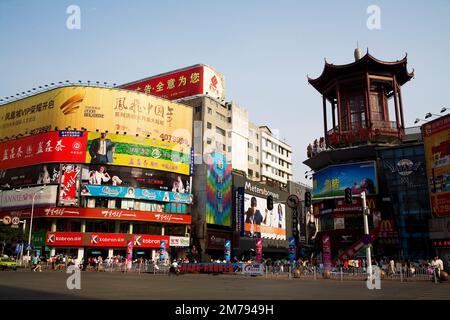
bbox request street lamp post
[22,186,45,261]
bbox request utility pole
[361,191,373,277]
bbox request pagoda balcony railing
[326,120,402,147]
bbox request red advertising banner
[121,66,204,101]
[0,207,192,224]
[0,131,87,170]
[46,232,84,247]
[133,235,169,249]
[255,239,263,263]
[58,164,81,206]
[89,233,128,247]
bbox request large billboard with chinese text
[312,161,378,199]
[423,114,450,217]
[0,86,193,146]
[120,65,225,101]
[80,164,190,192]
[206,153,232,227]
[0,131,87,170]
[85,132,192,175]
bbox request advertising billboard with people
[312,161,378,199]
[86,132,192,175]
[422,114,450,217]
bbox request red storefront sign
[0,207,192,224]
[133,235,169,249]
[46,232,84,247]
[89,233,128,247]
[0,131,87,170]
[121,66,204,101]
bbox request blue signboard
[81,185,193,204]
[159,240,166,262]
[288,237,296,264]
[312,161,378,199]
[224,240,231,263]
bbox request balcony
[326,121,402,148]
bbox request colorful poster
[322,235,332,271]
[0,87,193,145]
[0,131,87,170]
[422,114,450,217]
[0,185,58,209]
[255,239,263,263]
[126,240,133,269]
[80,184,192,203]
[0,207,192,224]
[243,194,286,240]
[86,132,191,175]
[120,65,225,101]
[206,153,232,226]
[58,164,81,207]
[80,164,190,192]
[0,163,61,187]
[288,237,297,263]
[159,240,166,262]
[224,240,231,263]
[312,161,378,199]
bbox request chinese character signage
[312,161,378,199]
[86,132,192,175]
[0,131,87,170]
[120,65,225,101]
[0,86,193,145]
[422,114,450,217]
[58,164,81,207]
[206,152,232,227]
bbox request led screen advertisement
[0,163,60,187]
[312,161,378,199]
[422,114,450,217]
[86,132,192,175]
[81,185,193,204]
[0,131,87,170]
[243,193,286,240]
[80,164,190,193]
[0,86,193,144]
[206,153,232,227]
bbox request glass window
[216,126,226,136]
[248,155,253,162]
[208,107,212,114]
[207,122,212,129]
[248,142,253,149]
[228,146,231,152]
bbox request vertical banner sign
[59,164,81,207]
[126,240,133,269]
[322,235,332,271]
[224,239,231,263]
[298,204,307,245]
[292,207,299,240]
[255,239,263,263]
[236,187,245,236]
[159,240,166,262]
[288,237,297,264]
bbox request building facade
[0,86,194,263]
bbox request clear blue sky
[1,0,449,185]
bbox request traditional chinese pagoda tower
[307,49,414,148]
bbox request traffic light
[267,195,274,211]
[304,192,311,207]
[344,187,352,204]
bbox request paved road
[0,271,449,300]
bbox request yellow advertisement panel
[86,132,192,175]
[0,86,193,149]
[423,114,450,217]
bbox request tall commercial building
[0,85,194,263]
[247,122,261,181]
[259,126,293,189]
